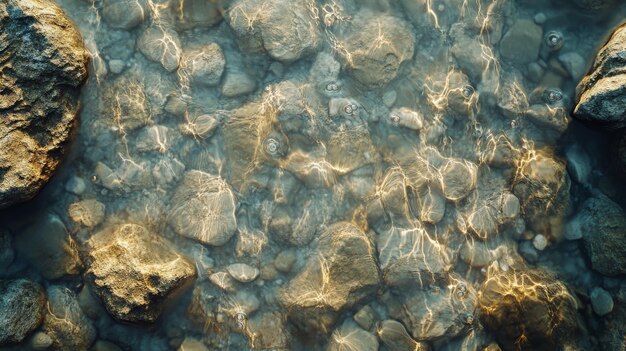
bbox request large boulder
[279,222,380,334]
[478,268,584,351]
[569,193,626,276]
[574,24,626,129]
[0,279,45,345]
[86,223,196,323]
[0,0,89,208]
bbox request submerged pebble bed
[1,0,626,350]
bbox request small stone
[0,279,45,345]
[169,171,237,246]
[526,62,545,82]
[499,192,520,221]
[353,305,376,330]
[590,287,614,316]
[42,286,96,351]
[274,250,296,273]
[170,0,222,31]
[533,234,548,251]
[534,12,547,25]
[378,319,429,351]
[519,241,539,263]
[226,263,259,283]
[440,159,476,201]
[102,0,144,30]
[327,321,378,351]
[460,241,492,268]
[179,43,226,87]
[164,95,188,117]
[383,90,398,108]
[137,26,182,72]
[65,176,86,195]
[500,19,543,64]
[68,199,105,228]
[178,337,208,351]
[209,272,237,292]
[260,264,278,281]
[221,71,256,97]
[558,52,587,81]
[30,332,53,350]
[108,59,125,74]
[247,312,290,350]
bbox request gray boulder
[0,279,45,345]
[575,24,626,128]
[280,222,380,334]
[86,223,196,323]
[572,193,626,276]
[0,0,89,208]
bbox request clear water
[2,0,626,350]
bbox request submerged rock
[0,0,89,208]
[340,11,415,88]
[377,225,451,287]
[512,150,570,237]
[170,0,222,31]
[137,26,182,72]
[478,268,584,351]
[15,213,82,280]
[227,0,320,62]
[169,171,237,246]
[42,286,96,351]
[247,312,290,350]
[590,287,614,316]
[327,320,379,351]
[575,23,626,128]
[86,223,196,323]
[179,43,226,87]
[377,319,430,351]
[0,279,45,345]
[280,222,380,334]
[102,0,144,30]
[572,193,626,276]
[499,20,543,64]
[390,279,477,342]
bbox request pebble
[500,19,543,64]
[30,332,53,350]
[590,287,614,316]
[209,272,237,292]
[65,176,86,195]
[353,305,376,330]
[533,234,548,251]
[274,250,296,273]
[68,199,105,228]
[534,12,547,24]
[178,337,209,351]
[108,59,125,74]
[221,71,256,97]
[226,263,260,283]
[519,241,539,263]
[558,52,588,81]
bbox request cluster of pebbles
[1,0,626,350]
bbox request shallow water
[2,0,626,350]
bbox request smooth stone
[590,287,614,316]
[274,250,296,273]
[30,332,53,350]
[221,71,256,97]
[137,26,182,72]
[108,59,125,74]
[177,337,208,351]
[42,286,96,351]
[533,234,548,251]
[179,43,226,87]
[226,263,260,283]
[378,319,429,351]
[209,272,237,292]
[102,0,144,30]
[558,52,588,81]
[65,176,87,195]
[500,19,543,64]
[327,321,378,351]
[353,305,376,330]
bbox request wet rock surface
[0,279,45,345]
[1,0,626,350]
[575,23,626,128]
[86,223,196,323]
[0,0,89,208]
